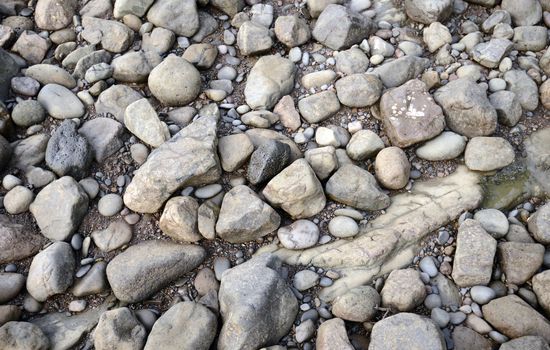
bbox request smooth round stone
[474,209,509,238]
[130,143,149,165]
[194,184,222,199]
[438,230,450,245]
[301,309,319,322]
[470,285,496,305]
[278,220,319,250]
[68,299,86,312]
[449,311,467,325]
[97,193,123,217]
[420,272,431,284]
[135,309,158,331]
[71,233,83,250]
[4,186,34,214]
[289,47,302,62]
[424,293,442,309]
[370,54,384,65]
[218,66,237,80]
[293,270,319,291]
[5,264,17,273]
[319,277,333,287]
[334,208,363,221]
[431,307,450,328]
[488,78,506,92]
[3,174,22,190]
[213,257,231,281]
[416,131,467,161]
[23,295,42,313]
[76,265,92,278]
[328,216,359,238]
[488,330,508,344]
[37,84,85,119]
[12,100,46,127]
[79,178,99,199]
[419,256,438,277]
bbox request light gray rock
[142,27,175,55]
[111,51,161,83]
[464,137,515,171]
[3,186,33,215]
[372,56,430,88]
[95,84,142,123]
[26,242,75,302]
[72,262,109,297]
[124,116,220,213]
[332,286,380,322]
[381,268,426,311]
[529,203,550,244]
[533,270,550,318]
[489,90,522,127]
[335,47,369,74]
[472,38,513,68]
[498,241,544,285]
[29,176,89,241]
[0,215,44,264]
[346,130,383,161]
[81,16,134,53]
[106,240,205,303]
[218,134,254,172]
[11,100,46,127]
[11,31,50,65]
[423,22,452,52]
[124,98,169,147]
[474,208,509,238]
[404,0,452,24]
[73,49,112,79]
[210,0,244,16]
[35,0,76,30]
[0,321,49,350]
[298,91,341,124]
[79,118,124,163]
[328,216,359,237]
[237,21,273,55]
[25,64,76,89]
[0,273,25,303]
[37,84,85,120]
[218,254,298,350]
[504,70,539,111]
[91,219,132,252]
[304,146,338,180]
[10,134,49,171]
[114,0,154,18]
[277,220,319,250]
[159,196,201,242]
[502,0,542,26]
[316,318,354,350]
[335,74,382,107]
[147,0,198,36]
[148,55,201,107]
[182,43,218,69]
[45,120,92,179]
[470,286,496,305]
[416,131,466,161]
[94,307,146,350]
[274,15,310,48]
[500,336,550,350]
[513,26,547,51]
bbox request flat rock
[381,268,426,311]
[416,131,466,161]
[372,56,430,88]
[316,318,354,350]
[498,241,544,285]
[95,84,142,123]
[0,215,44,263]
[298,91,341,124]
[106,240,205,303]
[94,307,146,350]
[472,38,513,68]
[159,196,201,242]
[453,325,493,350]
[335,74,382,108]
[124,98,169,147]
[147,0,199,37]
[78,117,124,163]
[464,137,515,171]
[72,261,108,297]
[124,116,220,213]
[37,84,85,120]
[0,321,49,350]
[81,16,133,53]
[111,51,161,83]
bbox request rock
[295,319,315,343]
[274,95,301,131]
[25,64,76,89]
[326,164,390,211]
[124,98,169,147]
[106,240,205,303]
[374,147,410,190]
[483,295,550,342]
[434,78,497,137]
[216,185,280,243]
[124,116,220,213]
[142,27,175,55]
[293,270,319,291]
[474,209,509,238]
[246,129,302,162]
[0,321,49,350]
[277,220,319,250]
[464,137,515,172]
[0,306,20,326]
[11,31,50,65]
[423,22,452,52]
[346,130,384,161]
[94,307,146,350]
[144,302,217,350]
[3,186,33,214]
[72,49,113,79]
[35,0,76,30]
[241,110,279,128]
[452,219,497,287]
[472,38,514,68]
[498,242,544,285]
[0,49,19,102]
[502,0,542,26]
[45,120,92,179]
[247,140,290,185]
[453,325,493,350]
[369,36,395,57]
[335,74,382,107]
[533,271,550,317]
[500,336,550,350]
[244,55,296,110]
[541,80,550,110]
[274,15,310,47]
[379,79,446,148]
[328,216,359,238]
[25,167,55,188]
[419,256,438,277]
[111,51,161,83]
[237,21,273,55]
[11,100,46,127]
[218,254,298,350]
[26,242,75,302]
[30,176,89,241]
[218,134,253,172]
[194,268,219,296]
[312,4,376,50]
[335,47,369,75]
[370,313,446,350]
[416,131,466,161]
[262,159,326,219]
[10,134,49,171]
[72,261,109,297]
[79,118,124,163]
[489,90,522,127]
[470,286,497,305]
[506,224,535,243]
[147,0,198,36]
[37,84,85,120]
[210,0,244,17]
[303,146,337,180]
[372,56,430,88]
[504,70,539,111]
[158,196,200,242]
[298,91,341,124]
[114,0,154,18]
[0,215,44,263]
[81,17,134,53]
[529,203,550,244]
[513,26,547,51]
[148,55,201,107]
[182,44,218,69]
[0,273,25,303]
[381,268,426,311]
[95,84,142,123]
[91,220,132,252]
[332,286,380,322]
[316,318,354,350]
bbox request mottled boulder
[0,215,44,264]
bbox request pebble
[419,256,438,277]
[76,265,92,278]
[97,193,123,217]
[431,307,450,328]
[449,311,467,325]
[213,257,231,281]
[68,299,87,312]
[488,330,508,344]
[23,295,42,313]
[424,293,442,309]
[5,264,17,273]
[328,216,359,238]
[218,66,237,80]
[319,277,333,287]
[2,174,22,190]
[333,208,363,220]
[71,233,83,250]
[470,285,496,305]
[293,270,319,291]
[194,184,222,199]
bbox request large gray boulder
[106,240,205,303]
[218,254,298,350]
[124,116,220,213]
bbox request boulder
[94,308,146,350]
[148,55,201,107]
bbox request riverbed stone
[464,137,515,172]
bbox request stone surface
[0,321,49,350]
[0,215,44,264]
[37,84,85,120]
[274,15,310,47]
[529,203,550,244]
[95,84,142,123]
[533,271,550,317]
[346,130,384,161]
[504,70,539,111]
[500,336,550,350]
[474,208,509,238]
[218,134,253,172]
[335,74,382,107]
[453,325,493,350]
[489,90,522,127]
[464,137,515,171]
[298,91,341,124]
[45,120,92,179]
[247,140,290,185]
[416,131,467,161]
[159,196,201,242]
[277,220,319,250]
[79,118,124,163]
[25,64,76,89]
[91,219,132,252]
[94,307,146,350]
[498,242,544,285]
[316,318,354,350]
[81,16,134,53]
[0,273,25,304]
[332,286,380,322]
[237,21,273,55]
[502,0,542,26]
[124,98,169,147]
[111,51,161,83]
[375,147,410,190]
[106,240,205,303]
[148,55,201,107]
[372,56,430,88]
[381,268,426,311]
[472,38,513,68]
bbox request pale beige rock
[374,147,410,190]
[316,318,353,350]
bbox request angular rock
[453,325,493,350]
[218,134,253,172]
[274,15,310,48]
[0,321,49,350]
[218,254,298,350]
[72,262,108,297]
[45,120,92,179]
[464,137,515,172]
[37,84,85,120]
[142,27,175,55]
[11,31,50,65]
[106,240,205,303]
[182,43,218,69]
[472,38,513,68]
[91,220,133,252]
[95,84,142,123]
[159,196,201,242]
[111,51,161,83]
[147,0,199,37]
[316,318,353,350]
[332,286,380,322]
[124,116,220,213]
[489,90,522,127]
[81,16,134,53]
[498,242,544,285]
[533,271,550,317]
[335,48,368,74]
[381,268,426,311]
[79,118,124,163]
[237,21,273,55]
[124,98,169,147]
[298,91,341,124]
[304,146,338,180]
[247,140,290,185]
[148,55,201,107]
[529,203,550,244]
[504,70,539,111]
[372,56,430,88]
[114,0,155,18]
[0,215,44,263]
[335,74,382,108]
[263,159,326,219]
[94,307,146,350]
[72,49,112,79]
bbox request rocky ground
[0,0,549,349]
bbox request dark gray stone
[45,120,92,179]
[0,48,19,102]
[247,140,291,185]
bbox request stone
[489,90,522,127]
[404,0,452,24]
[216,185,280,243]
[474,209,509,238]
[346,130,383,161]
[237,21,272,55]
[328,216,359,238]
[434,78,497,137]
[416,131,466,161]
[423,22,452,52]
[335,47,369,74]
[0,273,25,303]
[246,129,302,162]
[372,56,430,88]
[210,0,244,17]
[218,134,253,172]
[533,271,550,317]
[453,325,493,350]
[483,295,550,342]
[247,140,290,185]
[218,254,298,350]
[452,219,497,287]
[298,91,341,124]
[0,49,18,102]
[30,176,88,241]
[124,116,220,213]
[470,286,497,305]
[381,268,426,311]
[0,215,44,263]
[26,242,75,302]
[326,164,390,211]
[158,196,200,242]
[464,137,515,172]
[10,76,39,97]
[245,55,296,110]
[72,262,108,297]
[513,26,547,51]
[111,51,161,83]
[316,318,353,350]
[0,306,20,326]
[498,242,544,285]
[142,27,175,55]
[374,146,410,190]
[91,220,132,252]
[95,84,142,123]
[114,0,154,18]
[148,55,201,107]
[262,159,326,219]
[274,95,301,131]
[144,302,217,350]
[35,0,76,30]
[277,220,319,250]
[79,118,124,163]
[529,203,550,244]
[502,0,542,26]
[11,100,46,127]
[335,74,382,107]
[370,313,446,350]
[379,79,446,148]
[124,98,169,147]
[472,38,513,68]
[506,224,535,243]
[106,240,205,303]
[72,49,113,79]
[37,84,85,120]
[241,110,279,128]
[45,120,92,179]
[504,70,539,111]
[500,336,550,350]
[3,185,33,214]
[182,44,218,69]
[0,322,49,350]
[94,308,146,350]
[25,64,76,89]
[332,286,380,322]
[304,146,338,180]
[11,31,50,65]
[81,17,134,53]
[147,0,198,36]
[10,134,49,171]
[293,270,319,291]
[274,15,310,48]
